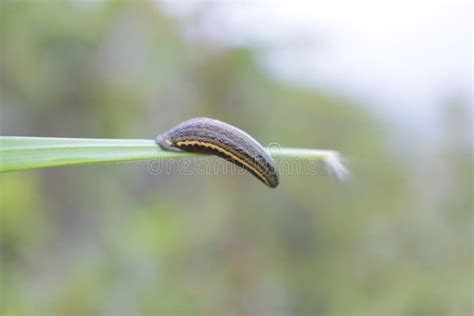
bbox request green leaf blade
[0,137,347,178]
[0,137,198,172]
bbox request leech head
[156,133,184,152]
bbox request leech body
[156,117,279,188]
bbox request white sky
[160,1,472,140]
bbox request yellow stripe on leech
[176,140,270,186]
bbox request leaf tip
[325,151,350,181]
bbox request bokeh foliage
[0,1,472,315]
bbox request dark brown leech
[156,117,279,188]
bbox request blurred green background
[0,1,472,315]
